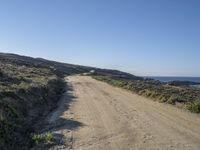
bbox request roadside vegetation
[92,75,200,113]
[0,62,65,149]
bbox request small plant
[32,132,53,144]
[187,101,200,113]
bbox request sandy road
[47,75,200,150]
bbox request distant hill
[0,52,142,79]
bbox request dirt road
[46,75,200,150]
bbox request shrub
[187,101,200,113]
[32,132,53,144]
[167,95,178,104]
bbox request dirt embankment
[0,78,65,150]
[39,75,200,150]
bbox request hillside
[1,53,200,149]
[0,53,141,149]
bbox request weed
[32,132,53,144]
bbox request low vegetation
[0,62,65,149]
[32,132,53,144]
[92,75,200,113]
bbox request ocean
[148,76,200,83]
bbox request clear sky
[0,0,200,76]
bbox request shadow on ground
[32,82,84,150]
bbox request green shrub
[187,101,200,113]
[167,95,178,104]
[32,132,53,144]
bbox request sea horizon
[145,76,200,83]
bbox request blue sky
[0,0,200,76]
